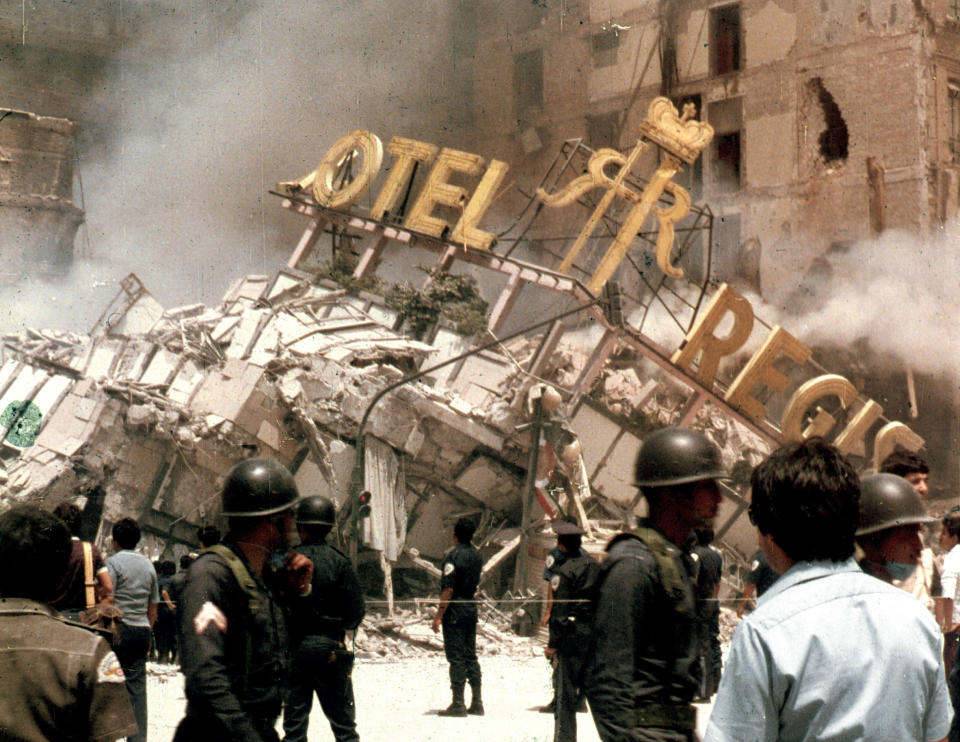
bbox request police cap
[551,518,584,536]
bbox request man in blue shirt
[106,518,159,742]
[705,439,952,742]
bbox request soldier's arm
[588,555,654,720]
[179,560,266,742]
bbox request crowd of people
[2,436,960,741]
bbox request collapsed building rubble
[0,257,771,617]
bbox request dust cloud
[3,0,474,334]
[756,227,960,378]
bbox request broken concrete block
[257,420,282,451]
[126,404,158,427]
[449,397,474,416]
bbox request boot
[467,683,484,716]
[438,684,468,717]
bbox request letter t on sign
[671,283,754,388]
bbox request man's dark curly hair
[880,449,928,478]
[0,506,72,601]
[749,438,860,562]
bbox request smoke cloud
[756,226,960,379]
[3,0,472,334]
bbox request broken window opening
[710,4,741,76]
[809,77,848,163]
[591,30,619,69]
[515,49,544,112]
[708,98,742,193]
[714,132,741,192]
[950,81,960,163]
[586,111,620,150]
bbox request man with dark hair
[431,516,484,717]
[0,505,137,741]
[283,496,365,742]
[584,426,725,741]
[704,439,952,741]
[880,449,940,607]
[940,510,960,686]
[174,458,313,742]
[881,449,930,498]
[107,517,159,742]
[545,519,599,742]
[197,524,221,549]
[49,501,114,620]
[155,560,178,664]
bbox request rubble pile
[0,261,764,649]
[356,601,542,660]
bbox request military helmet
[220,458,300,517]
[856,472,936,537]
[634,427,727,488]
[297,495,336,526]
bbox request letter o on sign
[312,130,384,209]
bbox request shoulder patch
[691,552,700,563]
[443,563,455,576]
[194,601,228,634]
[545,554,555,569]
[550,574,560,591]
[751,560,760,571]
[97,651,126,684]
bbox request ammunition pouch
[635,702,696,731]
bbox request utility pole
[513,393,544,593]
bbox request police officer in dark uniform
[283,496,366,742]
[691,528,722,701]
[174,459,313,742]
[538,520,591,714]
[584,427,726,742]
[431,516,484,717]
[546,519,600,742]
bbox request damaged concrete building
[455,0,960,495]
[1,0,955,616]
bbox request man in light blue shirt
[704,439,952,742]
[106,517,159,742]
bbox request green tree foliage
[386,267,488,339]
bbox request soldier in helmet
[856,472,937,586]
[173,459,313,742]
[282,496,365,742]
[583,426,726,741]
